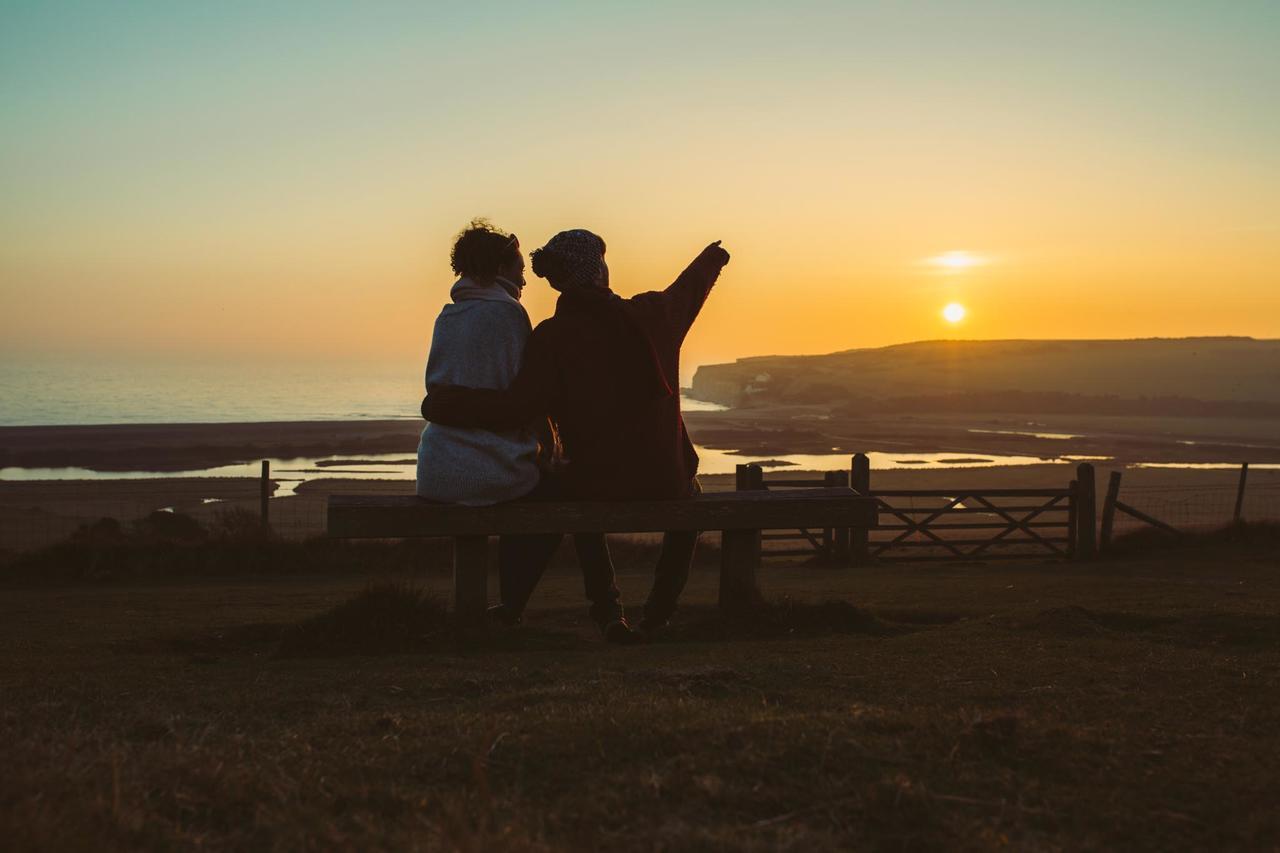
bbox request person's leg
[496,533,563,621]
[642,478,702,627]
[642,529,698,627]
[572,533,624,628]
[491,473,567,622]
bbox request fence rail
[734,464,852,562]
[741,457,1277,564]
[867,488,1074,562]
[739,458,1081,564]
[3,456,1277,560]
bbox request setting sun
[943,303,967,324]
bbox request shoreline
[4,413,1277,554]
[6,407,1280,474]
[0,420,425,472]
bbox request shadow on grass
[274,591,919,656]
[669,597,918,643]
[170,588,926,661]
[278,582,452,656]
[1014,605,1280,647]
[275,583,598,657]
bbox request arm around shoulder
[422,322,556,429]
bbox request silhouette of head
[450,219,524,290]
[530,229,609,293]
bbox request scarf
[450,277,523,308]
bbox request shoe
[487,603,522,627]
[602,618,644,645]
[637,616,669,640]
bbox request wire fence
[1111,481,1280,536]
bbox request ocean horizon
[0,357,724,426]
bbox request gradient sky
[2,1,1278,383]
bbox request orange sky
[3,3,1278,383]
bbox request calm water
[0,357,725,426]
[0,358,423,425]
[4,359,1272,493]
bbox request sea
[0,357,1099,485]
[2,357,451,426]
[0,356,729,426]
[5,356,1277,497]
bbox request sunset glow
[929,252,985,272]
[2,3,1278,384]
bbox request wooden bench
[327,488,879,625]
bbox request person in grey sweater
[416,221,626,637]
[415,239,540,505]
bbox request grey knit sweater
[415,278,540,505]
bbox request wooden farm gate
[862,487,1077,561]
[738,457,1093,563]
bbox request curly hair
[450,218,520,279]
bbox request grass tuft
[1107,519,1280,557]
[278,582,451,656]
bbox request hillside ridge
[689,337,1280,411]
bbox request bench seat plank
[328,489,878,539]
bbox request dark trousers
[642,529,698,624]
[498,530,697,626]
[497,477,700,626]
[498,532,622,626]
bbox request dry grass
[2,537,1278,851]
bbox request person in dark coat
[422,230,730,634]
[417,220,625,641]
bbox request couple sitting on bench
[418,220,731,644]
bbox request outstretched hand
[699,240,730,268]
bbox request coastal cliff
[689,337,1280,413]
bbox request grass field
[2,534,1278,851]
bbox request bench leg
[719,528,764,614]
[453,535,488,627]
[851,526,870,567]
[834,525,851,567]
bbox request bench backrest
[328,488,877,538]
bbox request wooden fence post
[1100,470,1122,551]
[1234,462,1250,523]
[850,454,871,566]
[735,463,765,492]
[259,460,271,529]
[724,463,765,610]
[1067,479,1079,559]
[1076,462,1097,560]
[824,470,851,565]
